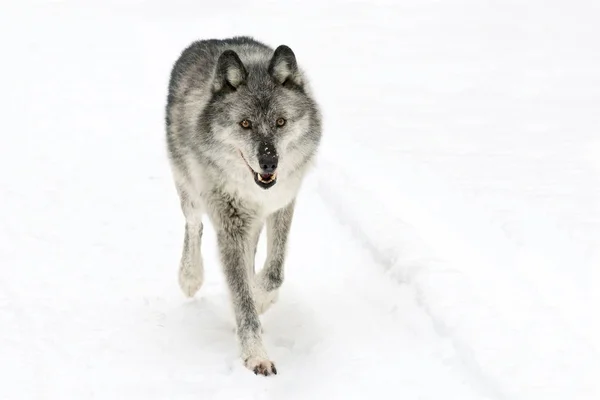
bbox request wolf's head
[200,45,321,190]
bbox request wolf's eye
[276,118,286,127]
[240,119,252,129]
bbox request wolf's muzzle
[252,142,278,189]
[239,148,278,190]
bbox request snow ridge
[316,148,600,400]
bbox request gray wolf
[165,36,322,376]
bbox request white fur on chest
[175,153,301,218]
[220,172,301,216]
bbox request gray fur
[164,36,322,376]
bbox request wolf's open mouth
[254,172,277,188]
[239,151,278,189]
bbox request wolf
[164,36,322,376]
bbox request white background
[1,1,599,399]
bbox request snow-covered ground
[1,1,599,399]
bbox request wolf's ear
[213,50,248,92]
[268,45,302,87]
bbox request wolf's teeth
[257,173,276,183]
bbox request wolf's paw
[245,356,277,376]
[178,264,203,297]
[253,288,279,315]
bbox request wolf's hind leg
[253,200,295,314]
[248,223,263,278]
[178,191,204,297]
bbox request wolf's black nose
[258,154,278,173]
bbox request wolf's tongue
[260,173,273,181]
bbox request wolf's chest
[218,178,299,217]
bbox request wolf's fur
[165,36,322,375]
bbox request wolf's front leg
[214,214,276,376]
[253,199,296,314]
[177,193,204,297]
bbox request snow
[1,1,599,399]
